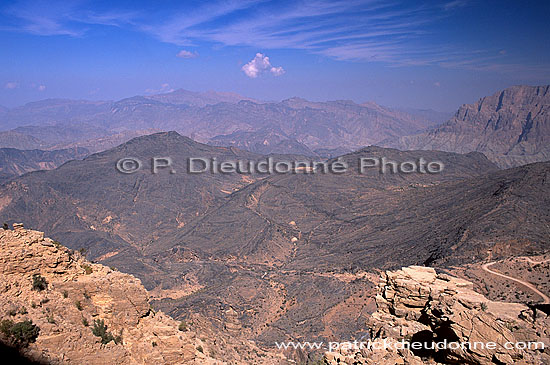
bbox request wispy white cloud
[1,0,137,36]
[142,0,264,46]
[242,53,285,78]
[443,0,469,11]
[139,0,486,69]
[176,50,198,59]
[1,0,546,77]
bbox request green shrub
[47,314,55,324]
[0,319,13,334]
[32,274,47,291]
[178,321,187,331]
[75,301,83,311]
[196,345,204,353]
[19,307,27,315]
[0,319,40,347]
[63,290,69,298]
[82,318,89,327]
[81,264,93,275]
[91,319,121,345]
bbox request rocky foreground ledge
[0,225,285,364]
[325,266,550,365]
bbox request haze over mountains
[2,85,549,172]
[0,89,443,155]
[1,85,550,363]
[2,0,550,361]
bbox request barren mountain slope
[0,132,263,259]
[0,224,287,364]
[0,147,89,181]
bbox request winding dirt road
[482,259,550,304]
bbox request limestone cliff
[0,224,285,364]
[325,266,550,364]
[386,85,550,168]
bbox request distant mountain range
[383,85,550,168]
[1,85,549,180]
[145,89,260,106]
[1,86,549,360]
[4,86,550,167]
[0,89,444,157]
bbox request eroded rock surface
[325,266,550,364]
[0,225,285,364]
[386,85,550,168]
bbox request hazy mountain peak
[145,88,257,106]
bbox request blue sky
[1,0,549,110]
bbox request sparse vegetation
[32,274,48,291]
[81,264,93,275]
[481,302,488,311]
[178,320,187,331]
[91,319,121,345]
[19,307,27,315]
[196,345,204,353]
[75,300,83,311]
[63,290,69,298]
[47,314,55,324]
[2,223,8,230]
[82,317,89,327]
[0,319,40,347]
[83,291,91,299]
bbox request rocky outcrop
[0,225,285,364]
[385,85,550,168]
[325,266,550,364]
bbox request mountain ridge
[382,85,550,167]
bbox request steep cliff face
[325,266,550,365]
[0,225,285,364]
[387,85,550,168]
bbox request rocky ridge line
[325,266,549,364]
[0,224,286,364]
